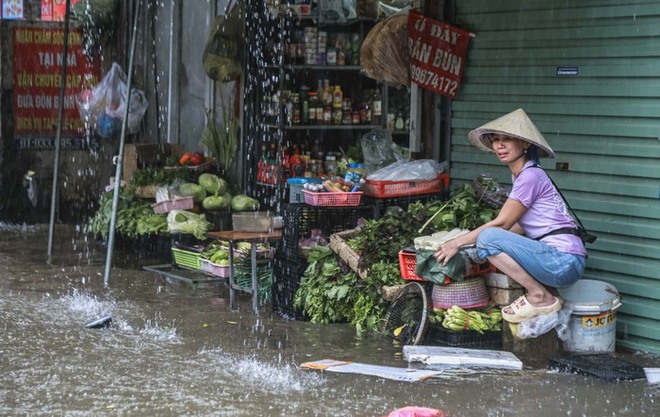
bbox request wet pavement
[1,223,659,416]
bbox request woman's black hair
[526,144,540,164]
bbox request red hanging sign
[407,11,473,99]
[12,27,100,146]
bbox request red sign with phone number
[12,27,99,139]
[407,11,473,99]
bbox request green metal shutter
[449,0,660,353]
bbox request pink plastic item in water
[387,406,447,417]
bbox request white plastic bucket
[558,279,622,353]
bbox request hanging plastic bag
[75,62,148,138]
[203,1,243,82]
[318,0,358,25]
[360,129,407,174]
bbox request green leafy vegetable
[198,173,228,196]
[166,209,210,240]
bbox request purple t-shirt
[508,161,587,257]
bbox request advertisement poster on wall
[1,0,24,19]
[41,0,81,22]
[407,11,473,99]
[12,26,100,149]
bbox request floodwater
[1,224,659,417]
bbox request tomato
[190,152,204,166]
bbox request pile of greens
[86,189,168,239]
[294,184,499,335]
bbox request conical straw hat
[467,108,555,158]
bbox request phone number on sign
[410,65,459,96]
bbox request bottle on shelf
[351,33,360,65]
[332,85,343,109]
[333,85,343,126]
[322,79,333,107]
[360,97,372,125]
[324,155,338,178]
[292,93,301,125]
[323,104,332,125]
[307,91,318,124]
[372,89,383,126]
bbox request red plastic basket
[398,250,495,282]
[363,173,450,198]
[302,189,362,206]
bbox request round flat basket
[381,282,430,345]
[432,277,491,309]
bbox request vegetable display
[294,183,499,335]
[429,304,502,333]
[166,209,211,240]
[177,183,207,203]
[198,173,228,196]
[231,194,260,212]
[87,189,168,239]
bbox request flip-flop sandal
[501,295,562,323]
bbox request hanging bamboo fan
[360,13,410,88]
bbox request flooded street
[1,224,658,416]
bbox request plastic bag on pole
[76,62,148,137]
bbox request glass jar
[324,155,338,177]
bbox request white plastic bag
[76,62,148,137]
[366,159,447,181]
[516,306,573,339]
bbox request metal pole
[103,0,143,287]
[47,0,72,264]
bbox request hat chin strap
[511,150,527,163]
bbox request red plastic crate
[398,250,495,282]
[363,173,450,198]
[302,189,362,206]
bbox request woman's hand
[435,239,460,266]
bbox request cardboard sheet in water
[300,359,442,382]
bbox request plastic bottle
[354,163,366,182]
[332,85,343,109]
[322,79,333,106]
[344,162,358,183]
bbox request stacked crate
[272,203,375,319]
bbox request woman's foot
[501,294,562,323]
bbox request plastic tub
[232,212,273,232]
[287,177,323,204]
[558,279,622,353]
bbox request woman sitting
[434,108,588,323]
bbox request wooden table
[207,230,282,314]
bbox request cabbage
[231,194,260,211]
[167,209,210,240]
[198,173,228,196]
[202,193,231,211]
[177,182,206,202]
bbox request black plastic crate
[427,325,502,350]
[363,190,450,217]
[279,204,376,262]
[548,354,646,381]
[272,255,309,320]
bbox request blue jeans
[476,227,586,289]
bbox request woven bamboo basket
[329,229,368,279]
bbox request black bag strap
[525,164,594,241]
